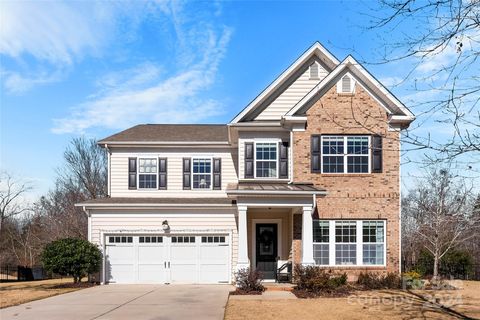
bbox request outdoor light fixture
[162,220,170,231]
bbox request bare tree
[59,137,107,199]
[403,167,480,280]
[0,172,32,236]
[362,0,480,161]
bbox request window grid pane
[313,243,329,265]
[192,159,212,189]
[255,143,277,178]
[321,136,370,174]
[313,220,329,243]
[335,221,357,265]
[362,221,385,265]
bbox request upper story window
[192,158,212,189]
[322,136,369,174]
[255,142,277,178]
[138,158,157,189]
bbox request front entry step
[263,283,295,291]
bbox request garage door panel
[170,265,197,283]
[106,234,230,284]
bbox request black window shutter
[213,158,222,190]
[158,158,167,190]
[244,142,254,178]
[183,158,191,189]
[371,135,383,173]
[128,158,137,189]
[279,141,289,179]
[311,135,321,173]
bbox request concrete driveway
[1,284,233,320]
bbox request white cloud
[0,1,113,64]
[1,69,65,93]
[52,2,233,134]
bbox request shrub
[357,272,401,289]
[42,238,102,283]
[402,271,421,281]
[294,265,348,294]
[235,268,265,293]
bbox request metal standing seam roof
[98,124,229,144]
[226,182,326,194]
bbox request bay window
[138,158,157,189]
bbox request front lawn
[224,280,480,320]
[0,278,93,308]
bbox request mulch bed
[291,286,354,299]
[230,289,264,295]
[50,282,97,289]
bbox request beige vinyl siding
[110,147,238,198]
[254,63,327,120]
[238,131,290,180]
[90,209,238,280]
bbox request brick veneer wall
[292,84,401,276]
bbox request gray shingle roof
[98,124,229,144]
[226,182,326,195]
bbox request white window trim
[253,141,279,179]
[137,157,158,190]
[362,220,386,266]
[191,157,213,190]
[313,219,386,268]
[320,135,371,174]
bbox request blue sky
[1,1,478,198]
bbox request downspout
[105,144,111,197]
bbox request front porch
[226,182,327,282]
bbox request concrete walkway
[1,284,233,320]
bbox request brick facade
[292,84,401,277]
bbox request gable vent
[338,74,355,93]
[309,62,319,80]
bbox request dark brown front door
[256,223,278,279]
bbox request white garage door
[106,234,229,284]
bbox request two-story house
[77,42,414,284]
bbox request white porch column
[302,206,315,265]
[236,205,250,270]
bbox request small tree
[42,238,102,283]
[403,168,480,281]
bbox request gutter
[225,190,327,196]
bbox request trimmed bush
[42,238,102,283]
[357,272,401,289]
[234,268,265,293]
[294,265,348,295]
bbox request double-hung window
[362,221,385,265]
[192,158,212,189]
[138,158,157,189]
[322,136,369,173]
[335,221,357,265]
[313,220,329,265]
[255,142,277,178]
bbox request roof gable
[230,42,340,124]
[285,56,415,122]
